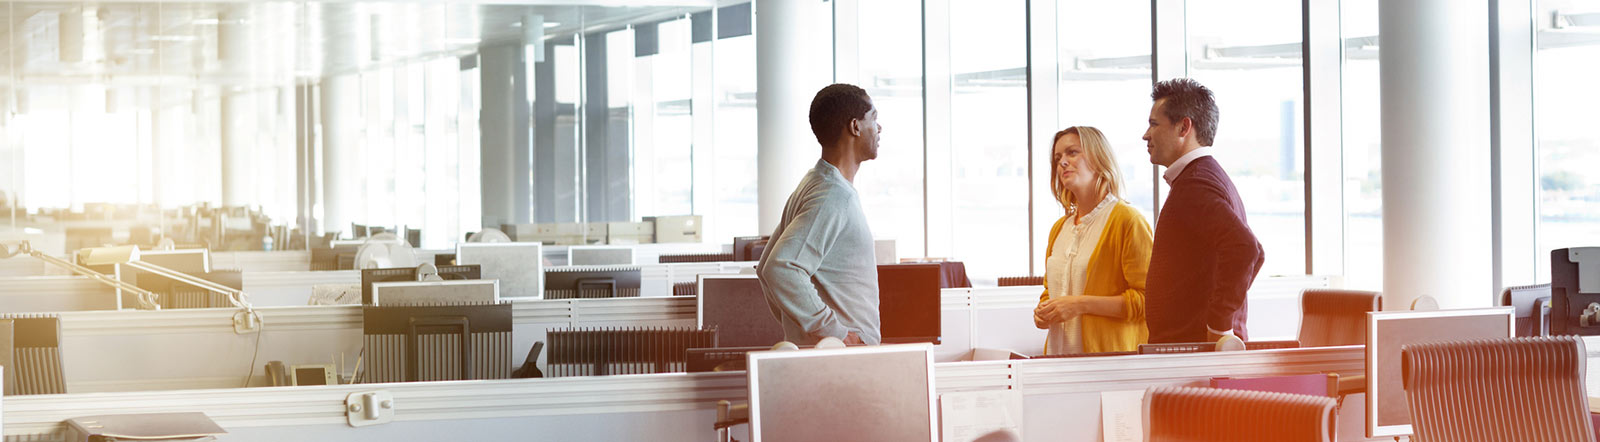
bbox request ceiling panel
[0,1,709,86]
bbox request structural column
[478,44,531,228]
[754,0,832,233]
[1380,0,1493,309]
[218,10,255,207]
[319,75,360,236]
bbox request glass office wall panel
[710,33,758,240]
[853,0,926,258]
[1057,0,1155,221]
[946,0,1029,282]
[1342,0,1382,290]
[1535,1,1600,278]
[1187,0,1307,276]
[642,18,695,218]
[632,17,695,219]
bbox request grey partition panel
[3,314,65,395]
[457,243,544,298]
[749,345,936,442]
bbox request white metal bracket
[232,310,260,335]
[345,391,395,427]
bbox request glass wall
[1535,1,1600,278]
[941,0,1030,281]
[1057,0,1155,220]
[1,0,1571,296]
[850,0,927,259]
[1342,0,1382,290]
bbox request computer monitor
[405,228,421,248]
[360,265,481,305]
[747,344,937,442]
[456,242,544,298]
[371,280,498,307]
[1550,247,1600,336]
[115,248,212,303]
[1501,283,1552,336]
[568,246,636,266]
[697,275,784,348]
[878,264,942,344]
[543,266,642,299]
[361,303,513,383]
[1366,307,1513,438]
[733,236,768,261]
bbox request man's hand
[844,331,865,345]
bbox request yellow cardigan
[1039,200,1154,353]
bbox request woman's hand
[1038,296,1087,323]
[1033,301,1052,329]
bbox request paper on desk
[1100,389,1145,442]
[940,390,1023,442]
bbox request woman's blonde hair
[1050,126,1125,213]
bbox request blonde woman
[1032,126,1154,354]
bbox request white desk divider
[210,251,311,273]
[3,345,1366,442]
[242,270,360,306]
[0,276,116,314]
[13,274,1333,395]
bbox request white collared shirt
[1160,146,1215,185]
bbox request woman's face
[1054,133,1098,197]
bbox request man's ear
[1178,117,1194,139]
[849,118,863,137]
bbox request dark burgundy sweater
[1146,156,1264,343]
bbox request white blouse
[1044,195,1118,355]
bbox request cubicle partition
[241,270,361,306]
[0,276,116,313]
[210,251,311,273]
[26,275,1333,394]
[2,345,1380,441]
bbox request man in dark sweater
[1140,78,1265,344]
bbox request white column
[218,10,254,207]
[1380,0,1493,309]
[755,0,832,233]
[320,74,360,236]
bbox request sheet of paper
[940,390,1023,442]
[1100,389,1145,442]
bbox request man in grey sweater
[756,83,883,345]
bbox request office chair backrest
[996,276,1043,287]
[1401,336,1594,442]
[1298,289,1381,347]
[1144,386,1336,442]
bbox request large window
[1186,0,1306,277]
[634,18,695,218]
[1535,1,1600,278]
[942,0,1030,281]
[851,0,927,259]
[1057,0,1155,221]
[709,26,758,241]
[1342,0,1382,290]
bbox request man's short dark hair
[1151,78,1219,147]
[809,84,872,148]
